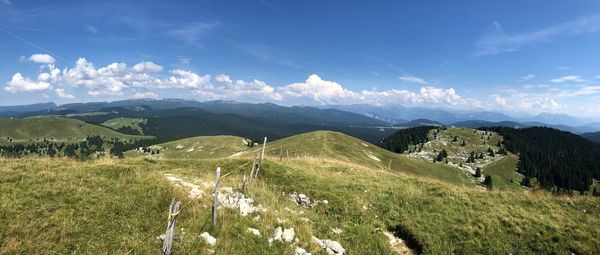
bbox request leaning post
[212,167,221,226]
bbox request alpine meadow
[1,1,599,254]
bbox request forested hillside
[581,131,600,143]
[481,126,600,193]
[378,126,438,153]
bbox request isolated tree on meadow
[474,167,482,178]
[483,175,493,190]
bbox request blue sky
[1,0,600,119]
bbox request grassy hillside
[0,156,598,254]
[101,117,147,134]
[128,135,250,159]
[0,117,151,144]
[260,130,475,186]
[140,131,475,186]
[382,127,519,188]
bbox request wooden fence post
[241,173,247,193]
[254,165,260,180]
[253,137,267,180]
[260,137,267,161]
[279,148,283,162]
[249,155,257,182]
[212,167,221,226]
[162,197,181,255]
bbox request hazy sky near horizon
[1,0,600,118]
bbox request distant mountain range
[581,132,600,143]
[3,99,394,143]
[1,99,600,142]
[324,104,600,134]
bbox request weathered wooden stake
[279,148,283,162]
[212,167,221,226]
[253,137,267,180]
[249,155,257,181]
[260,137,267,161]
[241,173,247,193]
[254,165,261,180]
[162,197,181,255]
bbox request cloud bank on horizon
[5,53,600,119]
[1,1,600,119]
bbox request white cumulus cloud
[28,54,55,64]
[278,74,357,103]
[5,73,51,92]
[55,88,75,99]
[132,61,163,73]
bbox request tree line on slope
[378,126,438,153]
[0,136,157,160]
[480,126,600,193]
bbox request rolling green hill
[128,135,251,159]
[381,127,520,189]
[101,117,147,135]
[1,150,597,254]
[0,117,151,144]
[259,130,475,186]
[133,130,476,186]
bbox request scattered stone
[282,228,295,242]
[200,232,216,246]
[276,217,286,224]
[289,192,326,208]
[218,192,266,216]
[272,227,283,242]
[290,192,313,207]
[253,215,261,221]
[331,228,343,234]
[247,228,261,237]
[383,231,416,255]
[312,236,345,255]
[164,174,208,199]
[295,246,312,255]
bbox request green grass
[0,157,598,254]
[101,117,147,134]
[127,135,250,160]
[1,130,598,254]
[255,130,475,186]
[0,117,151,145]
[483,153,523,190]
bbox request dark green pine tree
[483,175,493,190]
[474,167,482,178]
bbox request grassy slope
[127,135,249,159]
[101,117,147,134]
[260,131,474,186]
[130,131,473,186]
[0,117,150,144]
[483,153,522,190]
[0,157,598,254]
[2,130,598,254]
